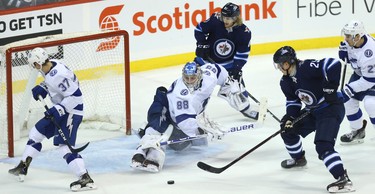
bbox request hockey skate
[340,120,367,145]
[8,156,32,182]
[326,170,355,193]
[70,172,97,192]
[131,154,160,173]
[281,152,307,169]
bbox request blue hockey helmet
[221,2,240,18]
[182,62,202,90]
[273,46,297,66]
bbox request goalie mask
[182,62,202,91]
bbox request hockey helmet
[28,47,48,68]
[221,2,240,18]
[341,20,365,38]
[273,46,297,66]
[182,62,202,90]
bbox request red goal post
[0,30,131,157]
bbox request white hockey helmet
[28,47,48,68]
[341,20,365,38]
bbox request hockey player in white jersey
[8,47,96,191]
[131,59,244,172]
[339,20,375,144]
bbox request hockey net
[0,30,131,157]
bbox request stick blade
[197,161,224,174]
[71,142,90,153]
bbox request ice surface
[1,48,374,194]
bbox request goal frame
[3,30,131,157]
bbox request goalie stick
[38,96,89,153]
[247,93,281,123]
[157,122,261,146]
[197,109,311,174]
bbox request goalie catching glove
[196,112,226,141]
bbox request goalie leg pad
[144,148,166,172]
[131,148,165,173]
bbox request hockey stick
[159,122,260,146]
[340,61,348,91]
[247,93,281,123]
[38,96,89,153]
[197,110,311,174]
[160,134,208,146]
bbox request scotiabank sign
[131,1,277,36]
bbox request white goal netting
[0,30,131,157]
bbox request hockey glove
[32,83,48,101]
[322,82,338,104]
[338,41,349,63]
[195,42,210,60]
[280,115,296,133]
[194,57,206,66]
[340,84,355,103]
[44,104,66,122]
[229,68,243,82]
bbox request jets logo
[297,89,317,106]
[214,39,235,59]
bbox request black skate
[281,152,307,169]
[327,170,355,193]
[8,156,32,182]
[70,172,97,192]
[340,120,367,145]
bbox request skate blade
[328,185,356,193]
[71,183,97,192]
[281,165,308,170]
[9,173,25,182]
[131,163,159,173]
[340,139,364,145]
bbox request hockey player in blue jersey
[273,46,354,193]
[8,47,96,191]
[194,2,258,120]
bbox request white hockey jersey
[346,34,375,92]
[44,59,83,116]
[167,63,228,137]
